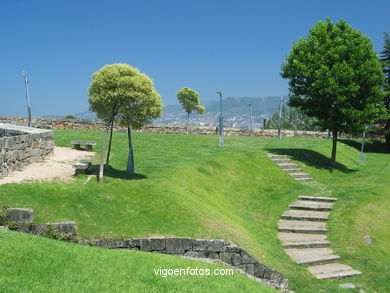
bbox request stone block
[30,221,77,239]
[193,239,225,252]
[237,264,255,275]
[166,238,193,254]
[183,251,207,258]
[90,239,129,249]
[6,208,34,223]
[140,238,166,251]
[124,238,141,248]
[240,248,257,264]
[225,244,241,253]
[219,252,242,266]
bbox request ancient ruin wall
[0,124,54,177]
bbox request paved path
[268,153,362,280]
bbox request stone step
[278,232,328,243]
[308,263,362,280]
[294,177,312,182]
[267,154,287,159]
[289,172,311,179]
[285,248,340,266]
[281,210,329,222]
[298,196,338,202]
[277,163,298,169]
[289,200,333,211]
[282,240,331,249]
[283,168,301,173]
[271,158,290,163]
[278,220,327,234]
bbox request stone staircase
[268,154,362,280]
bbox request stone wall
[0,123,54,177]
[0,206,288,291]
[0,115,332,138]
[79,237,288,290]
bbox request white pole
[22,71,32,127]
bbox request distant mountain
[156,96,288,127]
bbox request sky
[0,0,389,117]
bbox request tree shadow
[266,148,357,173]
[88,165,147,180]
[339,139,389,154]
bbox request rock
[237,264,255,275]
[140,238,166,251]
[240,248,257,264]
[339,283,355,289]
[6,208,34,223]
[219,252,242,266]
[193,239,225,252]
[165,238,193,254]
[363,236,373,245]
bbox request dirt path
[0,146,95,185]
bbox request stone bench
[72,161,92,175]
[71,141,96,151]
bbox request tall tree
[281,18,385,168]
[89,63,163,174]
[176,87,205,130]
[379,32,390,150]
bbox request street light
[216,89,224,147]
[22,71,32,127]
[248,103,253,136]
[360,125,369,165]
[278,96,283,139]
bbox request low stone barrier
[0,206,289,291]
[0,123,54,177]
[78,237,288,290]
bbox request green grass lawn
[0,129,389,292]
[0,229,275,293]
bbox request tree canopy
[176,87,205,122]
[379,32,390,150]
[281,18,385,167]
[88,63,163,174]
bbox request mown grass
[0,229,276,293]
[0,129,389,292]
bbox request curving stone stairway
[268,154,362,280]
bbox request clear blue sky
[1,0,389,117]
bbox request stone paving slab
[281,210,329,221]
[283,168,301,173]
[285,248,340,265]
[289,200,333,211]
[277,163,298,169]
[290,173,311,178]
[298,196,338,202]
[278,220,327,234]
[282,241,331,248]
[308,264,362,280]
[278,232,328,242]
[294,177,312,182]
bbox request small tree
[89,63,163,174]
[118,73,163,174]
[89,64,141,167]
[281,18,385,168]
[176,87,205,129]
[379,32,390,150]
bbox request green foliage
[281,18,385,134]
[176,87,205,121]
[64,115,76,119]
[265,105,320,131]
[42,225,72,241]
[379,32,390,149]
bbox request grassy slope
[0,130,389,292]
[0,230,275,293]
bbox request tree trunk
[127,125,135,174]
[331,129,338,169]
[105,118,115,168]
[186,112,190,134]
[98,123,110,183]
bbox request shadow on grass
[88,165,147,180]
[339,139,389,154]
[266,148,357,173]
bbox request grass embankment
[0,130,389,292]
[0,230,275,293]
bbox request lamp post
[216,89,224,147]
[278,96,283,139]
[248,103,253,136]
[22,71,32,127]
[360,125,369,165]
